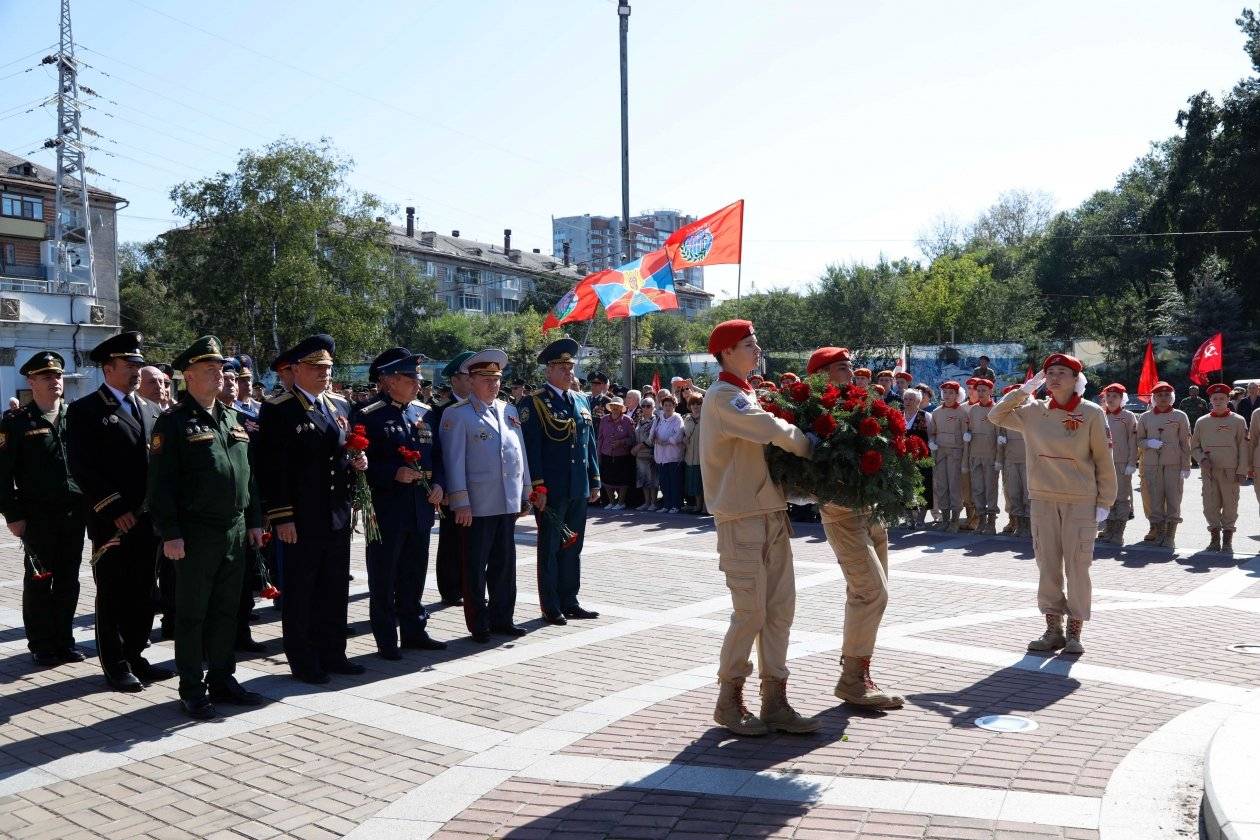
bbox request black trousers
[235,544,263,643]
[366,510,434,651]
[281,527,351,676]
[91,515,158,676]
[461,514,517,635]
[22,509,85,655]
[435,507,466,602]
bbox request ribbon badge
[1062,412,1084,433]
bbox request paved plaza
[1,471,1259,840]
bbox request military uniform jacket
[440,395,531,517]
[351,394,445,530]
[998,427,1026,464]
[963,401,999,458]
[1191,411,1248,474]
[520,385,600,498]
[1105,409,1139,469]
[66,385,161,539]
[147,395,261,540]
[928,404,968,449]
[1136,408,1191,469]
[257,387,353,534]
[0,400,81,522]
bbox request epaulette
[2,407,21,419]
[266,392,294,405]
[359,400,386,415]
[161,403,183,415]
[451,397,470,409]
[326,391,348,403]
[410,400,431,411]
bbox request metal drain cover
[1227,644,1260,656]
[975,714,1038,733]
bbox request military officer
[520,337,601,625]
[440,349,531,642]
[432,350,475,606]
[257,334,367,684]
[997,384,1030,536]
[1099,383,1139,545]
[147,337,266,719]
[234,355,262,414]
[964,378,1000,533]
[352,347,448,660]
[928,381,968,531]
[1136,381,1192,549]
[0,352,86,667]
[66,331,171,692]
[1178,385,1209,436]
[1191,383,1248,553]
[218,357,267,653]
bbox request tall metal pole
[50,0,95,296]
[618,2,633,387]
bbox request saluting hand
[163,538,185,560]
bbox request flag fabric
[664,200,744,270]
[893,344,908,376]
[542,272,602,332]
[1188,332,1223,385]
[650,371,660,395]
[591,247,678,318]
[1024,365,1035,383]
[1136,340,1159,404]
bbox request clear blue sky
[2,0,1254,301]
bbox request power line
[0,45,56,72]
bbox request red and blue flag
[592,247,678,318]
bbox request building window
[1,243,14,265]
[423,260,435,277]
[500,298,519,314]
[455,267,480,286]
[460,294,482,311]
[1,193,43,220]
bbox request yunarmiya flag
[542,272,602,332]
[1188,332,1223,385]
[592,248,678,318]
[664,199,744,270]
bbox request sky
[1,0,1255,302]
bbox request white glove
[1020,371,1046,394]
[1181,469,1191,480]
[928,441,939,451]
[963,432,973,443]
[997,435,1007,445]
[1145,438,1164,450]
[1095,507,1109,524]
[1123,464,1136,475]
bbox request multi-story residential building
[0,150,124,401]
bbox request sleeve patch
[150,433,163,453]
[729,394,755,413]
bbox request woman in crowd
[652,393,686,513]
[596,397,636,510]
[633,398,658,511]
[902,387,932,527]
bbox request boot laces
[859,659,879,691]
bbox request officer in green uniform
[146,336,266,719]
[0,351,86,667]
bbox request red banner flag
[1024,364,1035,383]
[542,272,603,333]
[1188,332,1223,385]
[1136,340,1159,404]
[650,371,660,395]
[664,200,744,269]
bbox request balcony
[0,262,91,295]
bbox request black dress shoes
[491,625,527,638]
[235,637,267,653]
[129,659,174,684]
[326,660,366,676]
[471,631,491,643]
[378,648,403,661]
[208,678,265,706]
[542,612,568,626]
[107,670,144,692]
[32,651,61,667]
[292,670,330,685]
[441,597,463,607]
[563,606,600,620]
[181,696,218,720]
[401,633,448,651]
[58,646,87,663]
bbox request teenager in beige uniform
[997,384,1030,536]
[957,378,981,531]
[964,379,1000,534]
[1100,383,1139,546]
[1249,405,1260,510]
[700,319,818,736]
[929,381,968,531]
[1136,381,1191,549]
[1191,383,1248,553]
[989,354,1116,655]
[807,346,903,710]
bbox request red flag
[1136,340,1159,404]
[542,272,603,332]
[1024,365,1035,383]
[1188,332,1223,385]
[665,200,743,269]
[650,371,660,395]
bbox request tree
[117,241,196,359]
[969,189,1055,249]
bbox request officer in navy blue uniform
[519,337,601,625]
[256,334,367,684]
[351,347,448,660]
[431,350,475,606]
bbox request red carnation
[813,413,839,437]
[849,386,868,401]
[859,450,884,475]
[260,531,273,546]
[780,408,797,424]
[887,410,906,433]
[891,435,908,456]
[870,400,890,417]
[819,385,840,409]
[353,424,367,435]
[260,583,281,600]
[789,381,812,402]
[908,436,929,458]
[858,417,881,437]
[842,398,862,412]
[397,446,422,464]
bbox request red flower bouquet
[346,424,381,543]
[763,375,931,522]
[530,486,578,549]
[398,446,444,518]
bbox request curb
[1203,690,1260,839]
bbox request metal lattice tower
[49,0,95,295]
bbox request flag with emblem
[542,272,602,332]
[1188,332,1223,385]
[592,247,678,318]
[664,199,744,269]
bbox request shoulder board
[2,407,21,419]
[326,392,348,403]
[411,400,431,411]
[266,392,295,405]
[161,403,183,416]
[532,388,547,397]
[359,400,386,415]
[452,397,470,408]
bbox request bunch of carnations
[346,424,381,543]
[257,532,280,599]
[762,377,931,523]
[529,486,578,549]
[398,446,443,518]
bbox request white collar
[106,383,134,405]
[546,382,568,399]
[296,385,323,406]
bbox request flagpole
[617,2,634,387]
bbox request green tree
[117,241,196,360]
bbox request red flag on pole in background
[1024,365,1035,383]
[542,272,603,332]
[1136,340,1159,404]
[665,200,744,269]
[650,371,660,395]
[1188,332,1223,385]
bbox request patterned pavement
[0,470,1258,839]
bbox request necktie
[128,395,142,425]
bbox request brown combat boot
[1207,527,1221,553]
[834,656,904,710]
[944,511,960,533]
[1160,522,1178,550]
[1223,529,1235,553]
[959,508,977,531]
[1062,617,1084,655]
[1001,515,1018,535]
[1107,520,1126,546]
[1017,515,1032,538]
[759,678,821,733]
[1027,614,1066,652]
[1142,522,1161,542]
[713,678,769,736]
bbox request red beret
[707,319,754,355]
[762,381,778,392]
[965,377,979,387]
[894,371,913,382]
[1042,353,1083,374]
[1101,383,1127,395]
[806,347,852,375]
[876,370,894,379]
[974,378,994,389]
[1206,383,1231,396]
[941,380,961,390]
[854,367,872,378]
[779,372,799,382]
[873,384,887,395]
[1151,381,1174,394]
[1002,384,1020,395]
